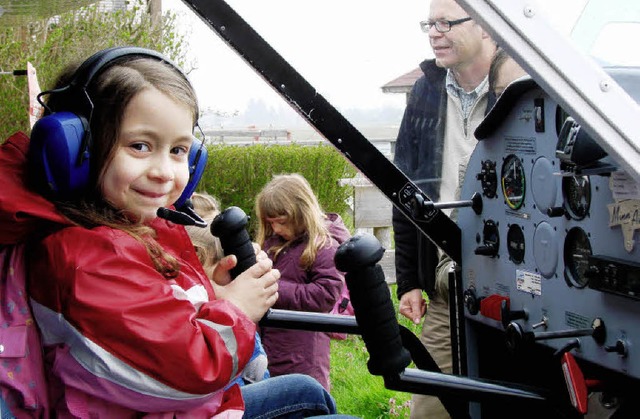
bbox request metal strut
[180,0,462,264]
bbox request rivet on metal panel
[600,79,611,92]
[523,6,535,18]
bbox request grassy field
[329,284,422,418]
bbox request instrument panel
[458,68,640,381]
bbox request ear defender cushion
[29,111,90,199]
[174,137,208,209]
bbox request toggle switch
[463,287,481,315]
[604,339,628,358]
[500,299,527,330]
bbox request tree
[0,0,190,141]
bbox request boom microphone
[157,199,207,228]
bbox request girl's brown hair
[47,56,199,278]
[255,173,330,270]
[184,192,224,278]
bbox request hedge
[197,143,357,235]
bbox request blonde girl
[255,173,350,390]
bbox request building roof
[380,67,423,94]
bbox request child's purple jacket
[260,213,350,390]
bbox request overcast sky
[164,0,429,114]
[164,0,591,115]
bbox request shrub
[0,0,189,141]
[198,143,357,235]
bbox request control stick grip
[210,206,256,279]
[335,233,411,376]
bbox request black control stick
[210,206,256,279]
[335,233,411,376]
[211,207,360,335]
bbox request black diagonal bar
[180,0,461,263]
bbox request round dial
[475,219,500,257]
[478,160,498,198]
[563,227,593,288]
[507,224,525,264]
[501,154,526,210]
[563,175,591,220]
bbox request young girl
[0,47,337,417]
[255,173,351,391]
[184,192,225,280]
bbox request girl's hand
[211,242,268,288]
[222,258,280,323]
[211,254,236,287]
[211,246,269,287]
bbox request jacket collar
[0,132,69,245]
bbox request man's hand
[398,288,426,324]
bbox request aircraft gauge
[501,154,526,210]
[563,227,593,288]
[562,175,591,220]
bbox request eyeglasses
[420,17,472,33]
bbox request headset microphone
[157,204,207,228]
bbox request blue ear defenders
[175,136,208,209]
[29,46,207,207]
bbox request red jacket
[0,132,254,417]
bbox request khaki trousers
[410,296,452,419]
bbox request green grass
[329,284,422,418]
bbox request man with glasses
[392,0,497,417]
[419,16,472,33]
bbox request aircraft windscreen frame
[458,0,640,185]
